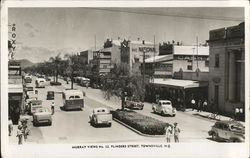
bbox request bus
[35,78,46,88]
[62,89,84,110]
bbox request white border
[1,1,249,158]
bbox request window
[75,95,80,99]
[205,60,209,67]
[215,54,219,67]
[187,65,192,70]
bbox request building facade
[121,40,159,75]
[207,22,245,116]
[144,45,209,78]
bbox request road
[15,77,216,144]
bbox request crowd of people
[9,117,30,145]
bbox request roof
[173,46,209,56]
[145,54,173,63]
[99,47,112,52]
[151,78,208,89]
[130,40,154,45]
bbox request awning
[8,84,23,93]
[150,78,208,89]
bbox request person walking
[8,118,13,136]
[16,125,23,145]
[22,121,30,142]
[51,102,55,115]
[191,99,196,111]
[173,123,181,143]
[203,99,208,112]
[165,124,172,143]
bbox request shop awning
[150,78,208,89]
[8,84,23,93]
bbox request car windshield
[161,102,171,106]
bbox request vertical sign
[11,24,16,59]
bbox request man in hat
[173,122,181,143]
[17,125,23,145]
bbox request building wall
[172,56,209,72]
[208,23,245,116]
[111,45,121,65]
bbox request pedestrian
[191,99,196,111]
[51,102,55,115]
[22,121,30,142]
[8,118,13,136]
[165,124,172,143]
[173,122,181,143]
[16,125,23,145]
[197,100,202,112]
[203,99,208,112]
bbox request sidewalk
[9,115,36,145]
[183,109,245,125]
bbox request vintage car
[35,78,46,88]
[33,108,52,126]
[25,85,37,99]
[89,108,112,127]
[208,121,245,142]
[24,75,32,83]
[125,97,144,110]
[152,100,176,117]
[47,91,55,100]
[28,100,43,115]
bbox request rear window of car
[161,102,171,105]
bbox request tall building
[121,40,159,75]
[207,22,245,116]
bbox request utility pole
[196,36,199,69]
[142,40,145,88]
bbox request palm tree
[49,54,62,83]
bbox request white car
[152,100,176,117]
[33,108,52,126]
[89,108,112,127]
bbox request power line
[90,8,243,22]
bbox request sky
[8,7,244,63]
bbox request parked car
[24,85,37,99]
[208,120,245,142]
[47,91,55,100]
[33,108,52,126]
[24,75,32,83]
[28,100,43,115]
[89,108,112,127]
[152,100,176,116]
[125,97,144,110]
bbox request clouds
[24,22,40,38]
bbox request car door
[223,124,231,140]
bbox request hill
[15,59,35,69]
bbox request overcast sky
[8,7,244,62]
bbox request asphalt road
[17,77,215,144]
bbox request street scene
[7,7,246,146]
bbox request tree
[49,54,62,82]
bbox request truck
[89,108,112,127]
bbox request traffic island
[112,109,170,137]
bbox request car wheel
[211,133,217,140]
[108,123,112,127]
[140,107,143,110]
[152,108,156,113]
[48,121,52,126]
[161,111,164,116]
[172,114,176,117]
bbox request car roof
[159,100,171,102]
[30,100,42,104]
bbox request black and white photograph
[1,1,249,158]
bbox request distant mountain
[15,46,84,63]
[15,59,35,69]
